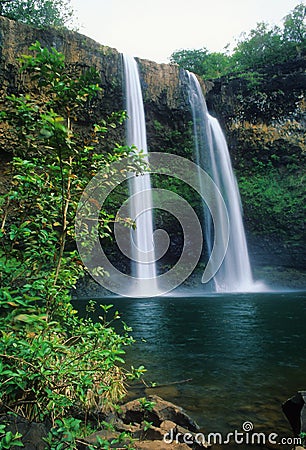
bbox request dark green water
[75,290,306,442]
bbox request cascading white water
[187,71,256,292]
[122,55,158,289]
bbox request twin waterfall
[123,55,256,294]
[123,55,159,296]
[187,72,254,292]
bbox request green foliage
[0,299,141,421]
[283,3,306,52]
[0,41,145,443]
[230,118,306,172]
[232,22,284,70]
[232,3,305,70]
[238,170,305,241]
[44,418,135,449]
[170,47,233,79]
[300,431,306,447]
[138,398,155,439]
[170,48,209,74]
[170,4,306,79]
[232,113,305,241]
[0,0,76,29]
[151,119,193,158]
[138,398,155,412]
[43,417,82,450]
[0,424,23,449]
[142,421,153,432]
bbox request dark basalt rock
[1,396,210,449]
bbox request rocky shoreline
[2,395,211,449]
[81,395,210,449]
[4,394,301,449]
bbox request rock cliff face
[136,58,192,152]
[0,16,122,109]
[205,60,306,281]
[0,16,191,136]
[206,57,306,142]
[0,16,305,286]
[0,16,196,179]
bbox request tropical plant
[0,424,23,449]
[0,41,145,442]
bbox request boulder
[0,415,48,450]
[149,395,200,432]
[119,395,199,432]
[114,396,210,449]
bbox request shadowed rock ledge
[2,396,211,449]
[0,16,192,123]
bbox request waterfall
[187,71,256,292]
[122,55,158,293]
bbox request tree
[170,48,210,74]
[283,2,306,56]
[232,22,284,70]
[170,4,306,78]
[170,47,233,79]
[232,4,306,71]
[0,0,76,28]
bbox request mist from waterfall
[122,55,158,293]
[187,71,257,292]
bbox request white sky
[70,0,303,63]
